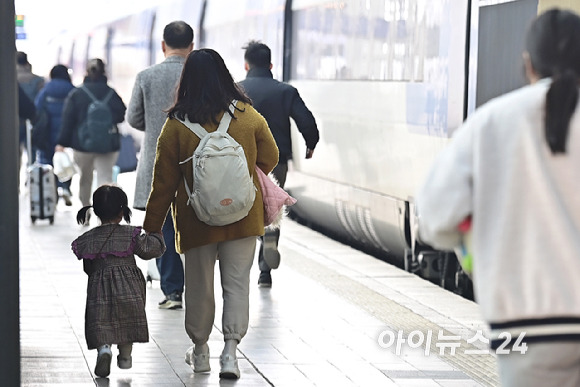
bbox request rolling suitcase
[27,162,57,224]
[26,121,56,225]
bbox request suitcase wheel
[49,217,54,225]
[31,216,37,224]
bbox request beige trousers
[73,150,119,206]
[497,341,580,387]
[183,236,256,345]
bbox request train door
[466,0,539,115]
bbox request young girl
[72,185,165,378]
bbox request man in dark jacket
[239,40,319,288]
[18,84,36,121]
[17,85,36,192]
[17,51,44,174]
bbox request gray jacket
[127,56,185,209]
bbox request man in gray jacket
[127,21,194,309]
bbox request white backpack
[178,101,256,226]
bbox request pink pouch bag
[255,166,297,229]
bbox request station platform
[19,172,499,387]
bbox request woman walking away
[56,58,126,214]
[416,9,580,387]
[143,48,278,379]
[72,185,165,378]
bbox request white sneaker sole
[263,249,280,270]
[117,356,132,369]
[158,300,182,309]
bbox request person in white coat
[416,8,580,387]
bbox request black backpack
[78,86,119,153]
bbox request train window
[150,1,204,66]
[107,10,155,100]
[87,27,110,65]
[71,36,90,85]
[291,0,437,82]
[202,0,286,82]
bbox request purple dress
[72,224,165,349]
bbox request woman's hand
[55,145,65,152]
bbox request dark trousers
[157,212,185,295]
[258,162,288,273]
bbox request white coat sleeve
[416,117,477,250]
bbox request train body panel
[284,0,470,264]
[285,169,409,258]
[286,80,452,201]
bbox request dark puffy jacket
[239,67,319,162]
[57,76,126,152]
[35,79,75,163]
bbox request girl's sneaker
[117,355,132,369]
[95,344,112,378]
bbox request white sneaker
[95,344,112,378]
[219,354,240,379]
[185,345,210,373]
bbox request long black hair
[168,48,252,125]
[76,185,132,225]
[526,9,580,154]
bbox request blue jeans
[258,163,287,273]
[157,212,184,296]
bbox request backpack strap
[179,99,238,139]
[179,120,209,140]
[216,100,237,133]
[81,85,114,103]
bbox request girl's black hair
[167,48,252,125]
[526,9,580,154]
[76,185,132,225]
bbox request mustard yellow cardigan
[143,102,279,253]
